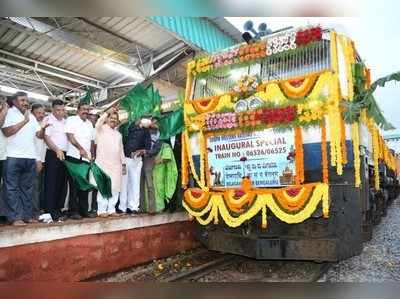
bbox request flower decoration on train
[205,113,237,131]
[295,26,322,46]
[266,29,296,55]
[233,74,260,99]
[210,48,239,68]
[187,26,325,78]
[238,42,267,62]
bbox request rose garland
[294,127,305,184]
[351,122,361,187]
[321,121,329,184]
[295,26,322,46]
[183,183,330,228]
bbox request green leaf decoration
[344,66,399,130]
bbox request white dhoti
[97,191,120,215]
[119,156,142,212]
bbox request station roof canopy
[0,17,241,105]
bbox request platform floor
[0,212,189,248]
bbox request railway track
[92,248,332,282]
[163,255,331,282]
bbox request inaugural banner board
[207,128,295,188]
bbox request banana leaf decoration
[343,66,400,130]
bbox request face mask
[139,118,152,128]
[151,130,160,142]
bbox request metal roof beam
[0,48,107,85]
[0,69,75,91]
[109,42,189,86]
[0,55,103,89]
[3,17,132,65]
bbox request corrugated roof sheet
[150,17,237,53]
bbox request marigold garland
[183,183,330,228]
[372,126,380,190]
[294,127,305,184]
[275,185,313,212]
[184,188,209,209]
[351,122,361,187]
[321,121,329,184]
[192,96,220,114]
[327,74,343,175]
[183,130,207,191]
[327,31,344,175]
[199,130,206,185]
[340,35,355,102]
[222,190,256,213]
[181,133,189,189]
[330,31,339,75]
[340,116,348,165]
[279,74,318,99]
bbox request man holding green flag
[64,101,97,220]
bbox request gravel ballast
[325,199,400,282]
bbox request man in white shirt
[0,96,8,223]
[1,92,41,226]
[65,102,95,220]
[43,99,68,222]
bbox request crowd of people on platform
[0,92,180,227]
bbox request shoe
[55,215,67,222]
[126,208,133,214]
[12,220,27,226]
[69,214,82,220]
[116,208,124,214]
[24,218,39,224]
[131,210,139,215]
[82,212,97,218]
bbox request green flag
[158,108,184,140]
[63,159,112,198]
[120,83,162,122]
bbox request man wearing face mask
[120,117,150,214]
